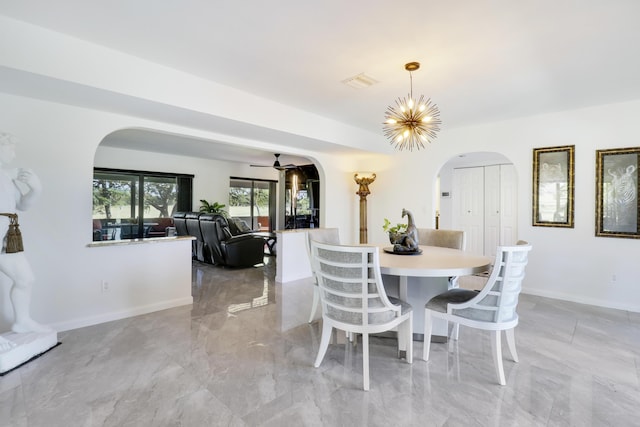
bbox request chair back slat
[310,240,401,327]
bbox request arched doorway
[95,128,319,239]
[437,152,517,256]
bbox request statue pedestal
[0,330,58,374]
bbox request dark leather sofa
[174,212,265,268]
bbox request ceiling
[2,1,640,164]
[102,129,314,167]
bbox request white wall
[364,100,640,312]
[0,94,196,331]
[0,92,363,332]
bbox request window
[296,189,311,215]
[229,178,276,232]
[92,168,193,241]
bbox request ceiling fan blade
[250,153,299,170]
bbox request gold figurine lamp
[354,172,376,243]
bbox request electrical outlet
[610,274,617,285]
[101,280,109,292]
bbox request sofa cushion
[229,217,252,234]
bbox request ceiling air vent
[341,73,378,89]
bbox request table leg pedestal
[384,274,449,342]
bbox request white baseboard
[49,297,194,332]
[522,288,640,313]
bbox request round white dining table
[378,245,492,300]
[377,245,492,340]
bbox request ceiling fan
[250,153,298,171]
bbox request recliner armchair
[173,212,188,237]
[185,212,205,262]
[199,214,265,268]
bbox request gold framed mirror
[596,147,640,238]
[532,145,575,228]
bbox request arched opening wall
[437,151,517,256]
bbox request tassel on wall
[0,213,24,253]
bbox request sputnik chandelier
[383,62,441,151]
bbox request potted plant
[383,218,408,245]
[199,200,228,217]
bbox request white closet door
[452,167,484,255]
[452,163,518,257]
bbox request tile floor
[2,257,638,426]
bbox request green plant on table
[382,218,408,234]
[383,217,408,245]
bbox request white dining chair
[417,228,466,288]
[422,241,532,385]
[309,240,413,391]
[417,228,466,251]
[305,228,340,323]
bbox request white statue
[0,132,51,353]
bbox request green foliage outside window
[144,181,177,218]
[93,172,177,219]
[92,179,132,219]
